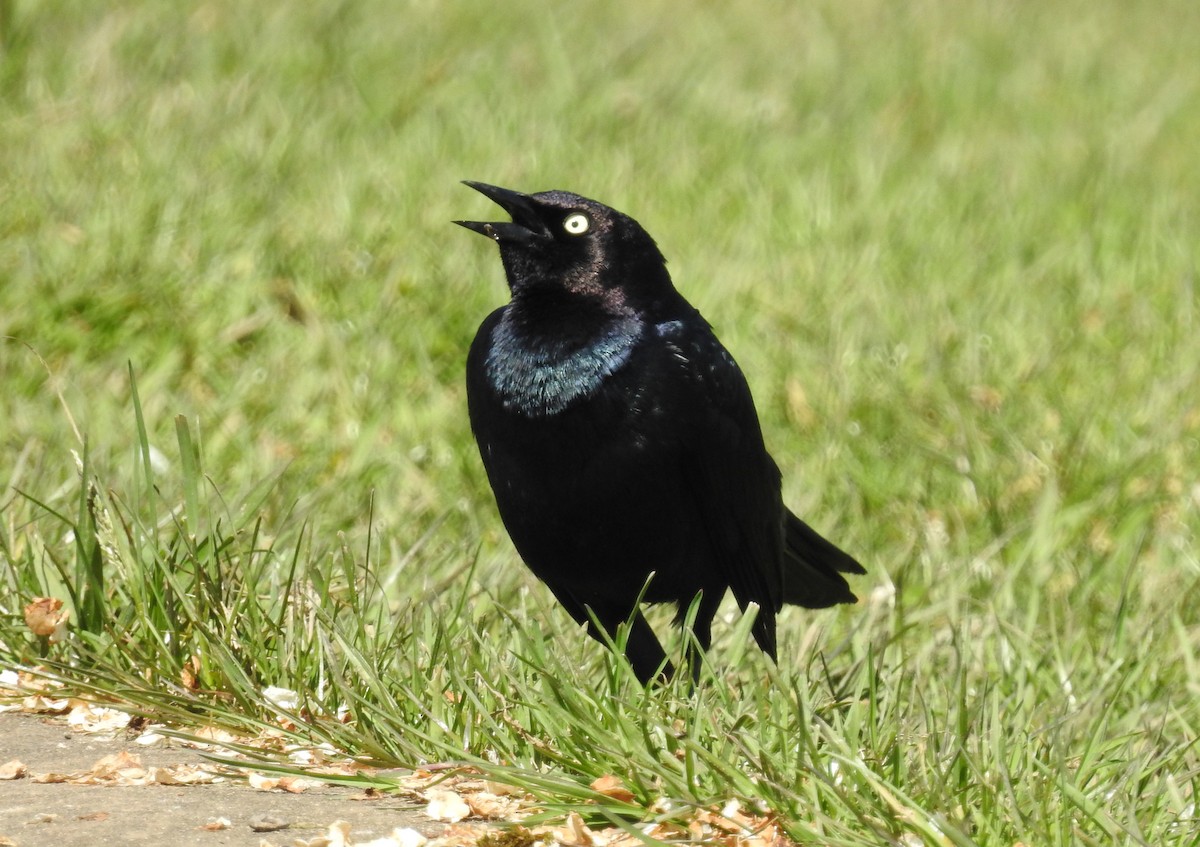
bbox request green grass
[2,0,1199,843]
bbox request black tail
[781,511,866,608]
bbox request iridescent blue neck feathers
[485,312,643,417]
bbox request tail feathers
[781,511,866,608]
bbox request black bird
[457,181,865,683]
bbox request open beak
[454,181,550,242]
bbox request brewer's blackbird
[457,181,864,683]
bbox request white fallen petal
[354,830,428,847]
[325,820,353,847]
[424,788,470,823]
[249,772,280,791]
[390,827,428,847]
[263,686,300,710]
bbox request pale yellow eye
[562,213,590,235]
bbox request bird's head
[455,181,673,310]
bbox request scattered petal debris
[67,701,133,734]
[1,669,800,847]
[0,667,72,714]
[30,750,227,786]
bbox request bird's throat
[485,309,642,417]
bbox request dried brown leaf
[437,823,489,846]
[32,770,73,784]
[465,791,523,820]
[187,724,242,748]
[278,775,325,793]
[482,780,522,796]
[589,774,635,803]
[91,750,145,781]
[180,656,200,691]
[0,759,27,780]
[24,597,69,639]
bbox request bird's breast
[484,315,643,417]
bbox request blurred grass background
[2,1,1199,843]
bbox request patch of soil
[0,711,441,847]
